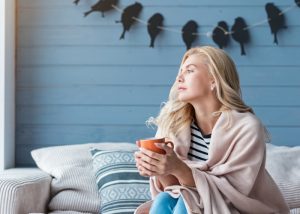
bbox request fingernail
[155,143,163,147]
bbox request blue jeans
[149,192,188,214]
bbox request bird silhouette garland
[84,0,118,18]
[76,1,298,56]
[115,2,143,40]
[212,21,230,49]
[265,3,287,45]
[182,20,198,50]
[147,13,164,48]
[231,17,250,55]
[73,0,80,5]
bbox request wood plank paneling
[18,26,300,47]
[18,0,294,8]
[16,86,300,106]
[16,124,156,145]
[18,6,300,27]
[16,106,300,126]
[17,66,300,87]
[16,105,159,125]
[17,46,300,66]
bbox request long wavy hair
[147,46,254,138]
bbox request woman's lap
[149,192,188,214]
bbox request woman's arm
[156,174,180,189]
[172,160,196,187]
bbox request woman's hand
[134,141,182,177]
[135,141,196,187]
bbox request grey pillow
[31,142,138,213]
[90,148,151,214]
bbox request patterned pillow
[90,148,151,214]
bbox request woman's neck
[194,114,220,135]
[192,101,222,135]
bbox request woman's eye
[187,69,194,73]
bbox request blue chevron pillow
[90,148,151,214]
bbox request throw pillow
[31,142,138,213]
[90,148,151,214]
[266,144,300,209]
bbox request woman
[134,46,289,214]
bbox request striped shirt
[188,121,211,162]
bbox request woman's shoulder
[231,109,261,123]
[229,110,263,131]
[228,110,268,147]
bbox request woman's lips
[178,87,187,90]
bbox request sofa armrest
[0,168,52,214]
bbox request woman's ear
[210,78,216,91]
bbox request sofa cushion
[266,143,300,209]
[90,148,151,214]
[31,142,138,214]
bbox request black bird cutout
[212,21,230,49]
[295,0,300,7]
[74,0,80,5]
[147,13,164,48]
[231,17,250,56]
[265,3,287,45]
[84,0,118,18]
[182,20,198,50]
[116,2,143,40]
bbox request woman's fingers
[138,165,150,176]
[136,155,158,172]
[139,148,162,161]
[135,149,174,176]
[139,158,158,171]
[154,142,174,154]
[136,140,141,147]
[138,165,156,177]
[136,150,160,165]
[135,150,162,176]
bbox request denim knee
[149,192,177,214]
[173,196,188,214]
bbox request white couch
[0,143,300,214]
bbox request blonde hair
[147,46,254,138]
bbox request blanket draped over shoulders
[139,110,289,214]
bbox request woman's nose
[177,74,183,82]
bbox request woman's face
[177,54,214,103]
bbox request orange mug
[137,137,174,154]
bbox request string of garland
[75,0,300,56]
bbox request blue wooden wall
[16,0,300,166]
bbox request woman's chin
[178,96,190,103]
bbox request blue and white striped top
[188,121,211,162]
